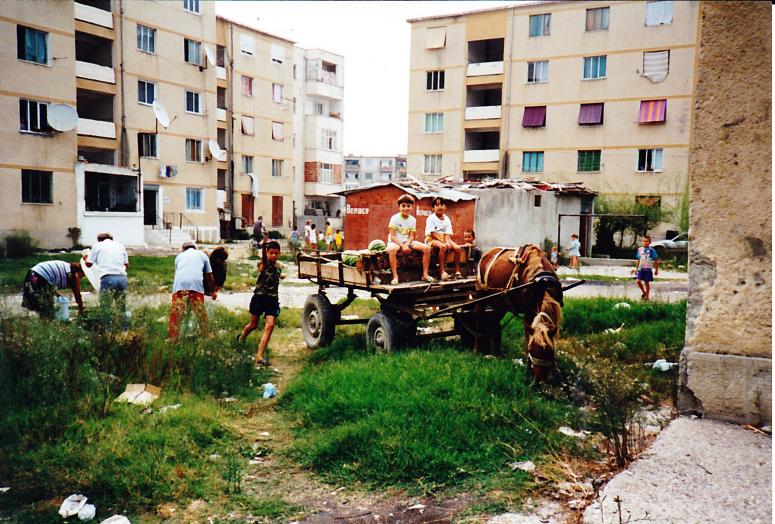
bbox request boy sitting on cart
[386,194,433,286]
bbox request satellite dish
[204,45,216,66]
[208,139,222,159]
[152,100,170,128]
[47,104,78,132]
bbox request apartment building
[407,1,698,214]
[1,0,343,248]
[343,155,407,190]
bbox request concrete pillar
[679,1,772,425]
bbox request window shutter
[425,27,446,49]
[270,44,285,63]
[643,50,669,82]
[646,1,673,26]
[272,121,284,141]
[240,34,255,55]
[241,115,254,136]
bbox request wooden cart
[297,248,506,353]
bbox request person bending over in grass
[386,193,432,286]
[425,196,462,280]
[168,242,217,340]
[634,235,660,301]
[22,260,85,319]
[239,239,286,367]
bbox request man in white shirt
[168,242,217,340]
[85,232,129,325]
[425,197,462,279]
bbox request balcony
[467,61,504,77]
[465,106,501,120]
[305,181,341,197]
[305,80,343,100]
[77,118,116,139]
[76,60,115,84]
[74,2,113,29]
[463,149,499,163]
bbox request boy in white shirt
[425,197,462,279]
[387,194,432,285]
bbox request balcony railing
[466,61,504,77]
[77,117,116,139]
[76,60,115,84]
[465,105,501,120]
[74,2,113,28]
[463,149,499,163]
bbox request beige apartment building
[407,0,698,217]
[343,155,407,191]
[1,0,341,248]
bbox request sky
[215,1,514,157]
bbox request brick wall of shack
[679,1,771,424]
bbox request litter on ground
[559,426,589,439]
[78,503,96,521]
[262,383,277,398]
[99,516,130,524]
[613,302,631,309]
[159,404,182,413]
[115,384,160,405]
[650,359,678,371]
[59,494,88,517]
[509,460,536,472]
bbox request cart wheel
[366,312,400,353]
[302,293,337,349]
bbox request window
[578,103,604,125]
[646,1,672,26]
[272,122,284,141]
[522,106,546,128]
[583,55,607,79]
[136,80,154,105]
[426,70,445,91]
[313,102,323,115]
[216,45,225,67]
[241,75,253,96]
[272,83,283,104]
[138,133,158,158]
[534,195,542,207]
[241,116,254,136]
[638,99,667,124]
[21,169,52,203]
[242,155,253,173]
[185,139,202,162]
[270,44,285,64]
[321,129,337,150]
[586,7,610,31]
[85,173,138,212]
[522,152,544,173]
[527,61,549,83]
[17,25,47,64]
[365,172,373,180]
[240,34,255,56]
[320,162,332,183]
[217,127,226,150]
[577,150,601,172]
[185,91,201,114]
[637,148,663,171]
[184,38,201,65]
[425,26,446,49]
[424,154,442,175]
[642,50,669,82]
[183,0,200,14]
[424,112,444,133]
[272,159,283,178]
[19,99,51,134]
[185,188,202,210]
[217,169,226,190]
[136,25,156,53]
[529,14,551,36]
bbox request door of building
[241,194,254,225]
[272,195,283,227]
[143,188,157,226]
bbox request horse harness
[478,245,564,306]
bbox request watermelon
[342,250,360,267]
[368,239,387,252]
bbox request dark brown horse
[476,245,563,381]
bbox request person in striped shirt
[21,260,85,319]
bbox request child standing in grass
[634,235,660,301]
[239,240,285,366]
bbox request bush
[3,231,39,258]
[268,229,285,240]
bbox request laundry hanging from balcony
[159,164,178,178]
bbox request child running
[387,194,432,286]
[239,240,286,366]
[425,196,462,279]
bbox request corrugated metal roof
[335,180,477,202]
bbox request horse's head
[526,301,561,382]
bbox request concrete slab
[583,417,771,524]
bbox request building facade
[0,0,342,248]
[343,155,407,191]
[407,0,698,219]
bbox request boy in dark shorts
[239,240,285,366]
[634,235,660,301]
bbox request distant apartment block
[407,1,698,214]
[343,155,407,190]
[0,0,343,248]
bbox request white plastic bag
[59,494,88,517]
[55,296,70,322]
[78,503,96,521]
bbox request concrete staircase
[144,226,194,248]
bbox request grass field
[0,293,686,522]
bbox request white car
[650,233,688,254]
